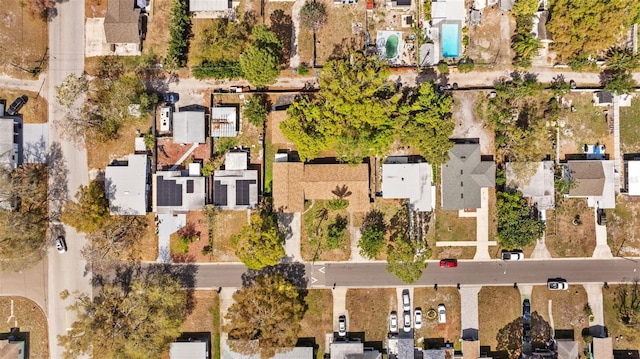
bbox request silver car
[403,311,411,332]
[55,236,67,253]
[389,311,398,333]
[437,304,446,324]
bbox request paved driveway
[157,213,186,263]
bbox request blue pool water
[441,23,460,58]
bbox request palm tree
[512,33,541,60]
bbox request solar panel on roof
[157,176,183,207]
[186,180,194,194]
[236,180,256,206]
[214,180,228,206]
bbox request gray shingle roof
[441,143,495,210]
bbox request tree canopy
[300,1,328,32]
[240,25,283,87]
[358,209,386,259]
[496,191,545,249]
[281,55,454,163]
[225,274,305,358]
[243,95,268,127]
[386,234,430,284]
[58,270,187,359]
[547,0,640,63]
[61,180,110,234]
[232,205,285,270]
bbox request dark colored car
[523,323,532,343]
[597,208,606,226]
[7,95,28,116]
[163,92,179,104]
[439,259,458,268]
[523,299,531,319]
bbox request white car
[338,315,346,337]
[548,278,569,290]
[55,236,67,253]
[403,311,411,332]
[501,250,524,261]
[437,304,446,324]
[402,289,410,311]
[389,311,398,333]
[414,308,422,329]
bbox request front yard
[607,195,640,256]
[545,198,596,257]
[299,289,333,358]
[0,296,49,359]
[478,286,521,352]
[301,200,351,261]
[413,287,461,348]
[0,90,47,124]
[603,283,640,350]
[0,0,48,78]
[345,288,397,350]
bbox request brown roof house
[563,160,615,208]
[273,156,370,213]
[104,0,143,55]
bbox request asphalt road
[47,1,92,358]
[192,258,640,289]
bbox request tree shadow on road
[241,262,308,289]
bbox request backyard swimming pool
[441,23,460,58]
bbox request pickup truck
[501,250,524,261]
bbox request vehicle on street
[523,299,531,319]
[439,259,458,268]
[502,250,524,261]
[402,289,410,311]
[547,278,568,290]
[55,236,67,253]
[7,95,28,116]
[163,92,179,104]
[389,311,398,333]
[414,308,422,329]
[403,311,411,332]
[570,80,577,89]
[338,315,346,337]
[597,208,606,226]
[437,304,446,324]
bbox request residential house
[499,0,514,11]
[213,151,259,210]
[273,158,370,213]
[382,156,434,212]
[505,161,555,210]
[154,170,206,214]
[173,111,206,144]
[170,340,209,359]
[626,160,640,195]
[592,337,613,359]
[441,142,495,210]
[564,160,615,208]
[330,339,381,359]
[189,0,234,18]
[104,0,142,54]
[0,118,20,169]
[105,154,150,215]
[386,0,411,9]
[593,91,613,107]
[210,106,238,138]
[556,340,579,359]
[387,336,417,359]
[0,338,25,359]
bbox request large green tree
[398,83,455,164]
[547,0,640,63]
[358,209,386,259]
[232,206,285,270]
[240,25,283,87]
[386,234,430,284]
[496,191,545,249]
[61,180,110,234]
[300,1,327,32]
[58,270,187,359]
[225,274,305,358]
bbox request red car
[439,259,458,268]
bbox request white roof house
[170,341,208,359]
[105,154,150,215]
[211,106,238,138]
[382,157,434,212]
[154,170,206,214]
[0,118,19,169]
[173,111,206,144]
[213,151,258,210]
[190,0,231,12]
[627,160,640,195]
[505,161,555,210]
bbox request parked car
[437,304,446,324]
[523,299,531,319]
[389,311,398,333]
[403,311,411,332]
[548,278,568,290]
[55,236,67,253]
[502,250,524,261]
[338,315,346,337]
[570,80,577,89]
[597,208,607,226]
[163,92,179,104]
[7,95,28,116]
[439,259,458,268]
[414,308,422,329]
[523,323,532,343]
[402,289,411,311]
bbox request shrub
[243,96,268,127]
[300,1,328,32]
[327,198,349,211]
[326,215,348,249]
[437,62,449,74]
[192,60,243,80]
[298,63,310,76]
[143,132,154,150]
[164,0,191,69]
[457,58,475,73]
[201,161,215,176]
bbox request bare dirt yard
[413,287,461,347]
[478,286,521,353]
[466,7,514,68]
[451,92,495,155]
[606,195,640,257]
[346,288,397,351]
[0,296,49,359]
[0,89,47,124]
[0,0,48,78]
[87,116,153,169]
[299,289,333,358]
[545,198,596,258]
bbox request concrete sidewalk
[280,212,303,262]
[474,188,491,260]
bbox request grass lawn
[413,287,461,348]
[346,288,397,350]
[545,198,596,257]
[530,285,588,353]
[603,283,640,350]
[87,116,152,169]
[301,200,351,261]
[0,89,47,124]
[429,187,477,259]
[607,195,640,257]
[299,290,333,358]
[560,93,613,159]
[478,287,521,351]
[620,98,640,153]
[0,297,49,359]
[137,213,159,261]
[211,210,246,262]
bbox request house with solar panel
[154,168,206,214]
[213,151,258,210]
